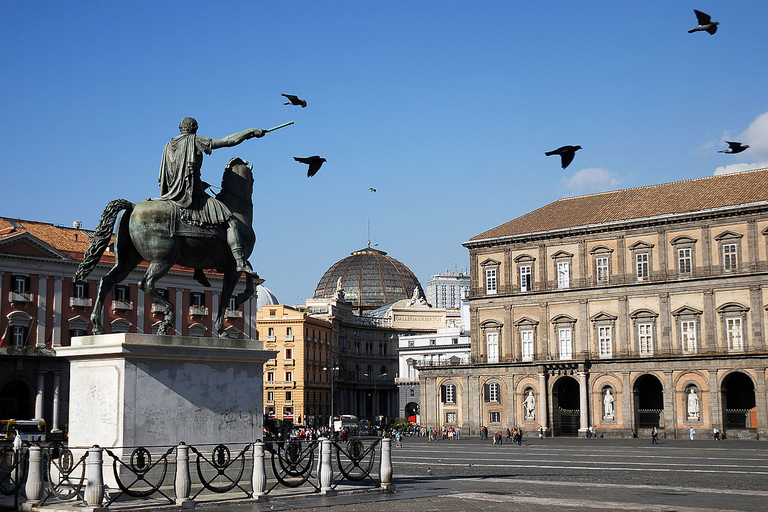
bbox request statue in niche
[603,389,615,419]
[687,388,700,420]
[523,390,536,419]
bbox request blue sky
[3,2,768,305]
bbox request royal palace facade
[420,168,768,439]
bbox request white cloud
[712,110,768,175]
[560,167,621,195]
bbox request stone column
[659,292,671,355]
[703,288,716,352]
[84,446,104,508]
[578,371,589,434]
[538,372,548,435]
[622,371,633,435]
[504,305,515,361]
[25,445,44,505]
[380,437,394,492]
[750,285,765,350]
[663,371,675,436]
[53,276,63,347]
[52,372,61,431]
[175,289,185,336]
[251,441,268,500]
[36,275,48,347]
[174,443,192,507]
[136,287,145,334]
[35,371,44,419]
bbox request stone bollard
[24,445,44,506]
[174,442,193,508]
[84,446,105,510]
[379,437,395,492]
[251,441,268,501]
[318,438,335,495]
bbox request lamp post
[323,364,339,430]
[364,372,388,420]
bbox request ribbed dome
[256,283,279,311]
[314,247,423,310]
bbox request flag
[0,323,8,348]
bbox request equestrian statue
[74,117,292,338]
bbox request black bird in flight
[369,188,377,193]
[545,145,582,169]
[718,141,749,154]
[688,10,718,35]
[282,94,307,107]
[294,156,326,177]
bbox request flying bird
[294,156,326,177]
[719,141,749,154]
[688,10,718,35]
[282,94,307,107]
[545,145,582,169]
[369,188,377,193]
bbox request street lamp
[323,364,339,430]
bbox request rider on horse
[156,117,261,279]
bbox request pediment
[714,230,743,241]
[629,308,658,319]
[671,305,703,317]
[715,302,749,314]
[514,254,535,263]
[551,314,576,325]
[0,232,73,260]
[670,235,698,246]
[514,316,539,327]
[480,258,501,267]
[551,250,574,260]
[589,245,614,255]
[480,319,503,329]
[628,240,654,251]
[590,311,618,322]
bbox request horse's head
[220,157,254,201]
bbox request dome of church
[314,246,424,310]
[256,283,279,311]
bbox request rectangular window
[267,391,274,402]
[678,248,692,274]
[285,391,292,402]
[268,327,274,337]
[521,329,534,362]
[489,411,501,423]
[727,318,743,351]
[596,257,609,283]
[115,285,129,301]
[286,327,292,336]
[636,253,649,280]
[13,275,28,294]
[486,332,499,363]
[681,320,697,353]
[598,326,612,358]
[520,265,531,292]
[445,384,455,403]
[12,326,26,347]
[285,371,292,382]
[285,348,292,360]
[228,297,237,310]
[485,268,497,294]
[488,383,500,402]
[191,291,204,307]
[723,244,737,270]
[445,411,457,424]
[559,328,572,360]
[266,371,274,382]
[557,261,570,289]
[74,282,87,298]
[638,323,653,356]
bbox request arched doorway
[405,402,419,423]
[634,374,664,429]
[0,379,33,420]
[722,372,756,430]
[553,376,580,436]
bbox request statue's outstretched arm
[211,128,264,149]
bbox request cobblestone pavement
[3,436,768,511]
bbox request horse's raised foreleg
[139,261,176,335]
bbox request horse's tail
[74,199,134,282]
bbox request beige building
[420,168,768,439]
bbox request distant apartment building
[426,267,470,309]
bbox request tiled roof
[470,168,768,242]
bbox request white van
[0,419,47,442]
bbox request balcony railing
[284,335,294,341]
[9,291,34,303]
[189,306,209,317]
[265,336,276,341]
[225,309,243,319]
[284,359,294,365]
[151,303,165,314]
[69,296,92,308]
[111,300,133,311]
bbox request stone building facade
[419,168,768,439]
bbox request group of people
[480,426,524,445]
[421,425,461,441]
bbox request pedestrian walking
[689,427,695,440]
[713,427,720,441]
[651,426,659,444]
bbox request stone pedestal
[57,333,276,453]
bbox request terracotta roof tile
[470,168,768,242]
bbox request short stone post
[84,446,105,509]
[251,441,268,501]
[318,438,335,495]
[174,442,193,508]
[379,437,395,492]
[24,445,44,506]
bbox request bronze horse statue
[74,157,259,337]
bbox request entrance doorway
[553,376,580,436]
[722,372,756,429]
[0,379,33,420]
[634,374,663,428]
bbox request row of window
[483,237,742,294]
[484,317,744,362]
